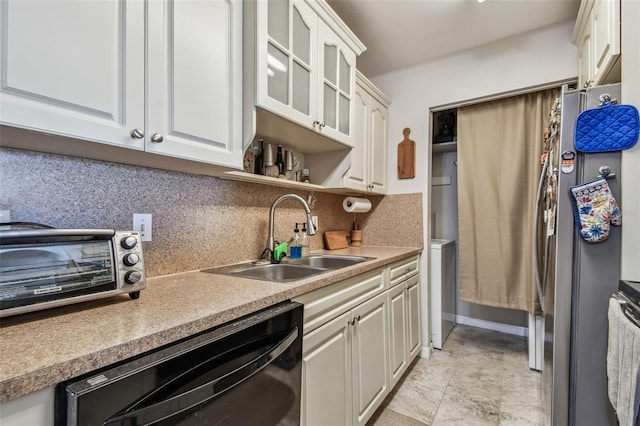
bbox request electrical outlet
[311,215,318,231]
[133,214,152,242]
[0,210,11,223]
[0,210,11,229]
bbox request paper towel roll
[343,197,371,213]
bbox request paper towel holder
[343,197,372,213]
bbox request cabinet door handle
[405,266,411,273]
[151,133,164,143]
[131,128,145,139]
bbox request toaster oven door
[0,239,118,313]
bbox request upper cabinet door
[146,0,243,168]
[591,0,620,84]
[573,0,621,88]
[0,0,145,149]
[368,96,388,193]
[343,83,369,192]
[256,0,318,128]
[317,21,356,148]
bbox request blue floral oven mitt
[569,178,621,243]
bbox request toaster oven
[0,224,146,318]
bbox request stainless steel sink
[202,254,374,283]
[286,254,373,269]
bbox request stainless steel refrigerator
[539,83,622,426]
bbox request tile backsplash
[1,148,423,276]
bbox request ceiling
[326,0,581,78]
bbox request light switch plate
[133,214,152,242]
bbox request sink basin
[203,263,327,283]
[202,254,375,283]
[286,254,373,269]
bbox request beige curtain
[457,89,560,314]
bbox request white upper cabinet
[342,72,390,194]
[257,0,318,129]
[0,0,243,169]
[247,0,365,152]
[573,0,621,88]
[317,20,356,147]
[145,0,243,167]
[0,0,145,150]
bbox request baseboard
[455,315,529,337]
[419,345,432,359]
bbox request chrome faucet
[268,194,316,259]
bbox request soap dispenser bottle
[289,223,302,259]
[301,222,310,257]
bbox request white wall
[370,20,578,346]
[373,19,578,197]
[620,0,640,281]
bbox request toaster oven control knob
[121,236,138,250]
[123,253,140,266]
[124,270,142,284]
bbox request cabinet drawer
[294,267,386,334]
[388,255,419,288]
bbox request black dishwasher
[56,302,303,426]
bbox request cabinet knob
[131,128,145,139]
[151,133,164,143]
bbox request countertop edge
[0,247,422,402]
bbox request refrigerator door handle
[533,160,548,312]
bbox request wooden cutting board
[397,127,416,179]
[323,230,350,250]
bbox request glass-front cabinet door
[317,20,356,148]
[257,0,317,129]
[255,0,356,149]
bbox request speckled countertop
[0,246,421,403]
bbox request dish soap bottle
[289,223,302,259]
[301,222,310,257]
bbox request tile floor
[368,325,544,426]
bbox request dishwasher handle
[104,325,299,426]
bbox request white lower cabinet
[302,310,352,426]
[387,257,422,388]
[296,268,388,426]
[301,292,388,426]
[388,281,408,386]
[351,292,389,425]
[296,256,422,426]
